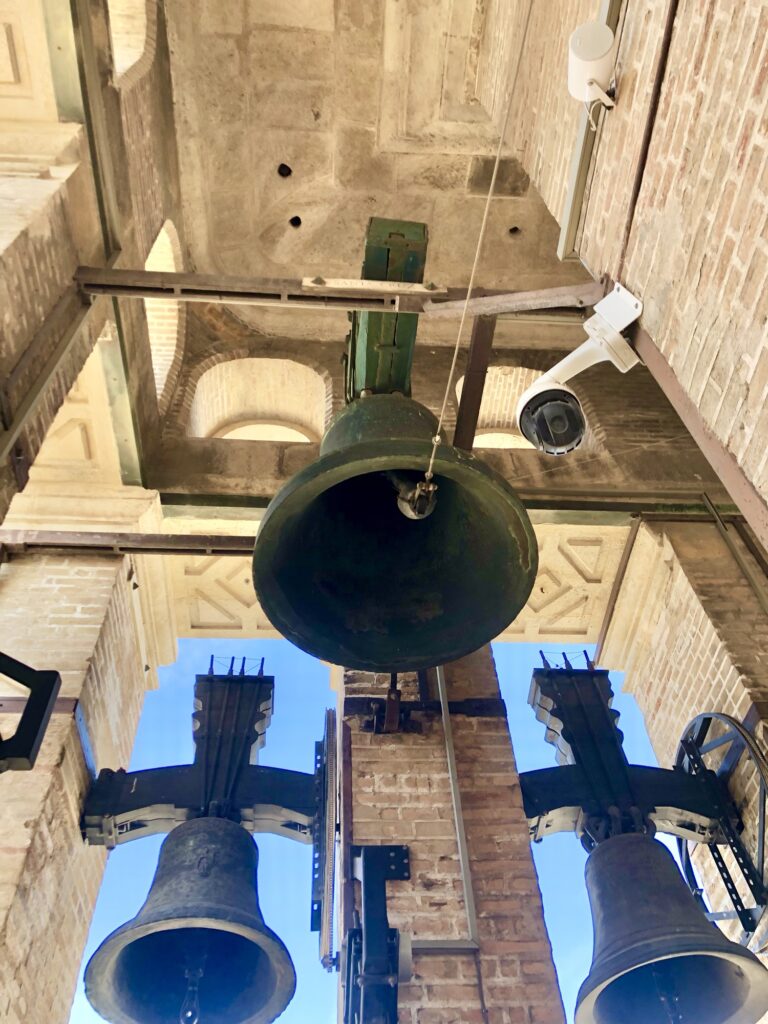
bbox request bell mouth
[85,920,296,1024]
[578,951,768,1024]
[253,440,537,672]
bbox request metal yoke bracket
[0,651,61,771]
[346,670,506,735]
[82,671,319,845]
[345,218,428,402]
[519,661,741,849]
[344,845,410,1024]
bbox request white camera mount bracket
[534,282,643,389]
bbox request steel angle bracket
[312,709,338,971]
[0,651,61,771]
[343,844,411,1024]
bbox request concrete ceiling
[164,0,589,343]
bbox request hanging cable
[424,0,536,483]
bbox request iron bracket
[0,651,61,771]
[519,664,739,848]
[82,671,319,846]
[343,845,410,1024]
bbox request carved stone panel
[170,524,630,646]
[498,524,630,644]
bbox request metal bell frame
[520,655,768,1024]
[675,710,768,949]
[82,660,339,1024]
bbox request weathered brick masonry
[344,649,564,1024]
[600,519,768,947]
[0,553,148,1024]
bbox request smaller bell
[85,817,296,1024]
[576,832,768,1024]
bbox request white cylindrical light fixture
[568,21,617,102]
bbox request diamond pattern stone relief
[170,525,630,646]
[498,526,630,644]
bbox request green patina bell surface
[252,394,537,672]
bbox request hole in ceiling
[277,163,292,178]
[289,215,302,228]
[508,226,521,235]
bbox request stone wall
[342,649,564,1024]
[507,0,597,224]
[0,553,150,1024]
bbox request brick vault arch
[106,0,157,85]
[144,219,185,416]
[186,357,331,442]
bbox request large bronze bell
[576,833,768,1024]
[85,817,296,1024]
[252,394,537,672]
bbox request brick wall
[602,521,768,760]
[507,0,597,223]
[0,553,149,1024]
[600,519,768,951]
[186,357,330,440]
[575,1,768,514]
[0,135,104,523]
[1,0,184,519]
[342,649,564,1024]
[144,220,184,410]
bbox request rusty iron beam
[453,315,497,451]
[75,267,601,319]
[423,281,604,319]
[0,530,256,556]
[632,326,768,553]
[0,697,78,715]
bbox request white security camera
[515,283,643,456]
[568,21,617,111]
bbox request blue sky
[70,639,658,1024]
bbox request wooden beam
[76,267,441,313]
[453,316,497,451]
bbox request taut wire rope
[425,0,535,482]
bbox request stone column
[341,647,564,1024]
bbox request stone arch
[144,219,185,416]
[106,0,157,85]
[455,365,537,449]
[187,358,330,442]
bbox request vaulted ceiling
[164,0,589,343]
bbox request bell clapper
[653,965,684,1024]
[384,471,439,520]
[398,479,438,520]
[179,947,207,1024]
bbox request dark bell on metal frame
[84,817,296,1024]
[252,394,538,672]
[576,833,768,1024]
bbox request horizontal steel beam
[423,281,604,318]
[0,530,257,556]
[75,267,601,319]
[0,506,747,560]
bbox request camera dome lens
[520,389,585,456]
